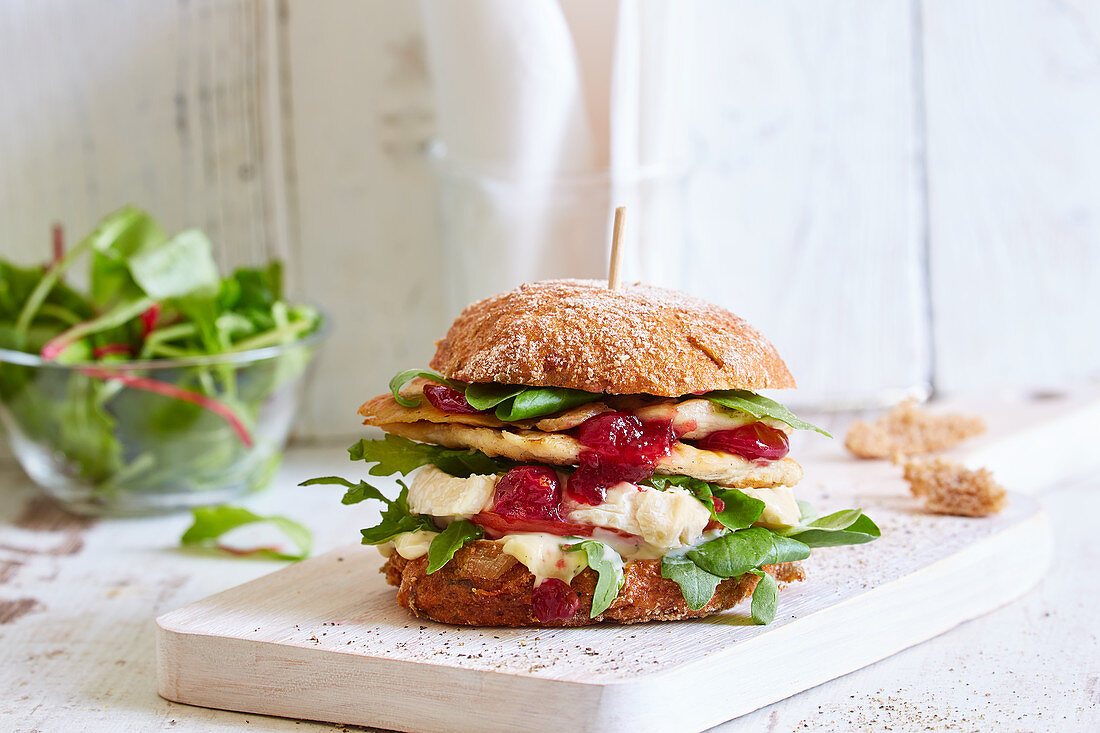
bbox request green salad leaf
[493,387,601,421]
[660,551,723,610]
[687,527,811,577]
[463,383,526,410]
[704,389,831,437]
[565,540,625,616]
[781,508,881,547]
[426,520,484,573]
[748,569,779,625]
[348,434,517,478]
[180,505,312,561]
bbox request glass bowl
[0,316,329,516]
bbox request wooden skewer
[608,206,626,291]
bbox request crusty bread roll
[430,279,795,396]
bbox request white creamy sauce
[391,529,438,559]
[499,532,587,584]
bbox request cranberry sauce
[531,578,581,623]
[470,512,597,539]
[492,466,562,521]
[694,423,790,461]
[566,412,679,505]
[422,384,483,414]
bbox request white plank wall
[688,1,929,407]
[0,0,290,275]
[921,0,1100,394]
[1,1,1098,438]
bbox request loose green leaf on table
[181,505,312,561]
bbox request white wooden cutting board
[155,395,1100,733]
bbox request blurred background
[1,0,1098,441]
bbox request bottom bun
[382,540,805,627]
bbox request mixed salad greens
[0,206,323,504]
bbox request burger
[302,279,878,627]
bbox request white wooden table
[2,403,1098,732]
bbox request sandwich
[302,279,879,627]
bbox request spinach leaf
[347,434,517,478]
[782,509,881,548]
[660,552,722,610]
[88,206,168,307]
[493,387,600,421]
[181,505,312,561]
[748,569,779,625]
[565,540,625,616]
[463,383,526,411]
[128,229,220,300]
[426,520,483,573]
[704,389,831,437]
[388,369,464,408]
[687,527,810,578]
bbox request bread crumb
[845,400,985,460]
[903,458,1007,517]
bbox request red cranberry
[695,423,790,461]
[423,384,482,414]
[470,512,596,538]
[493,466,562,520]
[567,413,678,504]
[531,578,580,623]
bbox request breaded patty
[383,540,805,627]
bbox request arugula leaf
[426,520,484,573]
[493,387,601,421]
[643,475,765,530]
[359,482,437,544]
[348,434,517,478]
[298,475,389,505]
[782,509,881,547]
[388,369,463,408]
[704,389,831,437]
[748,569,779,625]
[565,540,625,616]
[660,552,722,610]
[687,527,810,578]
[181,505,312,561]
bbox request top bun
[429,279,795,396]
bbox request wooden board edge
[592,505,1053,732]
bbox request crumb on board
[903,458,1008,517]
[844,399,986,460]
